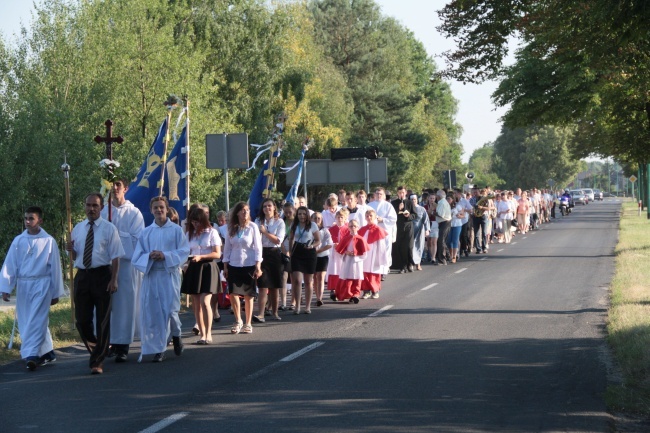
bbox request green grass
[606,201,650,415]
[0,298,80,365]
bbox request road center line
[480,257,487,261]
[280,342,325,362]
[244,342,325,382]
[421,283,438,291]
[138,412,189,433]
[497,249,504,252]
[454,267,467,274]
[368,305,394,317]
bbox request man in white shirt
[67,193,124,375]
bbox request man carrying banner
[67,193,124,375]
[1,206,65,371]
[101,178,144,363]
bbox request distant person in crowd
[424,193,439,264]
[327,208,349,301]
[345,191,367,227]
[435,190,452,265]
[311,212,332,307]
[1,206,65,371]
[253,198,285,322]
[368,187,397,280]
[410,194,430,271]
[289,206,321,314]
[280,202,295,310]
[359,209,389,299]
[321,196,339,228]
[391,186,417,273]
[132,196,189,362]
[67,193,124,375]
[222,202,263,334]
[334,219,368,303]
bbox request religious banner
[125,118,168,226]
[163,125,189,223]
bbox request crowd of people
[0,177,560,375]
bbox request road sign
[205,133,249,169]
[629,175,637,183]
[547,178,555,187]
[284,158,388,185]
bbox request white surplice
[0,229,65,359]
[368,200,397,273]
[101,201,144,345]
[132,219,189,357]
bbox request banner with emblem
[163,124,189,224]
[125,118,168,226]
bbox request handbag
[281,253,290,266]
[511,219,518,227]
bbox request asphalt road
[0,200,621,433]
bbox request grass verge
[606,201,650,415]
[0,298,80,365]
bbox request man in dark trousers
[390,186,416,273]
[67,193,124,375]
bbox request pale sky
[0,0,509,163]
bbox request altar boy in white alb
[0,206,66,371]
[101,178,144,363]
[132,196,189,362]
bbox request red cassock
[327,225,350,292]
[335,234,369,301]
[358,224,388,293]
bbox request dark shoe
[264,309,272,317]
[91,364,103,374]
[351,296,360,304]
[278,305,288,311]
[399,269,406,274]
[38,350,56,366]
[106,346,116,358]
[192,326,200,336]
[252,315,265,323]
[381,275,386,281]
[440,259,447,266]
[316,300,324,307]
[407,265,414,272]
[433,260,439,266]
[213,316,221,323]
[152,352,166,363]
[330,291,338,301]
[25,356,39,371]
[115,353,128,363]
[173,336,184,356]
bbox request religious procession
[0,101,561,376]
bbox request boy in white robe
[132,196,189,362]
[0,206,65,371]
[101,178,144,362]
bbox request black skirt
[315,256,329,273]
[257,247,284,289]
[291,243,317,274]
[227,265,258,297]
[181,259,220,295]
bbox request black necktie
[83,221,94,269]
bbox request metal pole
[302,159,308,204]
[223,133,229,210]
[364,158,370,193]
[61,157,75,325]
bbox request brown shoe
[91,364,103,375]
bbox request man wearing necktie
[67,193,124,375]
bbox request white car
[582,188,595,202]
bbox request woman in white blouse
[311,212,332,307]
[289,206,321,314]
[180,207,221,344]
[222,202,263,334]
[253,198,285,322]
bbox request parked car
[571,190,588,205]
[593,189,603,201]
[582,188,595,202]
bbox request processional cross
[94,119,124,221]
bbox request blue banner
[163,126,189,224]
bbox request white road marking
[511,242,517,245]
[454,268,467,274]
[139,412,189,433]
[497,249,504,252]
[480,257,487,261]
[280,342,325,362]
[244,342,326,382]
[522,237,527,239]
[421,283,438,291]
[368,305,394,317]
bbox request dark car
[593,189,604,201]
